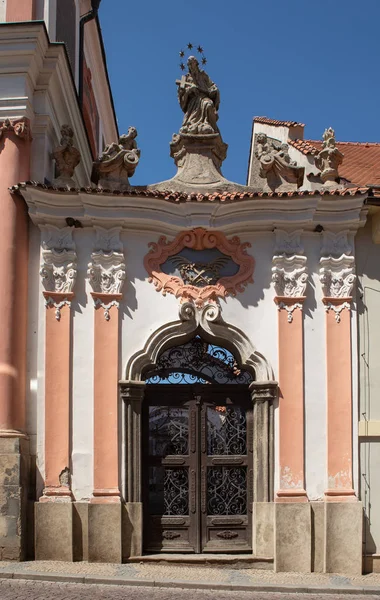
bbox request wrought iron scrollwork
[144,336,253,385]
[207,467,247,515]
[207,407,247,455]
[164,468,189,515]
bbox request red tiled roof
[11,181,369,201]
[288,139,380,186]
[254,117,305,128]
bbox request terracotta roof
[11,181,369,201]
[288,139,380,186]
[254,117,305,128]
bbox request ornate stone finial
[254,133,304,191]
[315,127,344,187]
[0,117,31,141]
[53,125,81,187]
[91,127,141,191]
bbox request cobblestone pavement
[0,580,379,600]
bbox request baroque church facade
[1,0,380,575]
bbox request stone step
[128,554,273,569]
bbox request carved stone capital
[274,299,304,323]
[319,254,355,298]
[274,230,304,256]
[272,254,308,297]
[249,381,278,403]
[91,292,122,321]
[43,291,74,321]
[40,249,77,294]
[94,226,123,253]
[0,117,31,142]
[40,225,75,251]
[323,299,351,323]
[87,252,126,295]
[321,230,352,257]
[120,380,146,403]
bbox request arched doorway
[121,303,277,556]
[142,335,254,553]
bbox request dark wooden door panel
[143,385,252,554]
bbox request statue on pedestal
[91,127,141,191]
[53,125,81,187]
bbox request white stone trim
[324,301,351,323]
[87,251,126,295]
[319,254,355,298]
[44,295,72,321]
[276,302,303,323]
[272,254,308,297]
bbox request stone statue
[53,125,81,187]
[254,133,304,191]
[177,56,220,135]
[315,127,343,186]
[91,127,140,191]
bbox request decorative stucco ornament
[53,125,81,187]
[315,127,344,187]
[39,225,77,320]
[255,133,304,191]
[272,255,308,297]
[87,252,126,295]
[274,230,304,256]
[144,227,255,307]
[321,230,352,257]
[91,127,140,191]
[150,57,246,194]
[0,117,31,141]
[319,254,355,298]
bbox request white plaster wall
[71,227,94,500]
[303,233,327,500]
[356,218,380,552]
[0,0,6,22]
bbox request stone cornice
[17,185,369,235]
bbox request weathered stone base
[35,502,73,561]
[88,503,122,563]
[252,501,363,574]
[122,502,142,560]
[0,437,29,561]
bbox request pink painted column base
[275,297,308,503]
[323,297,356,502]
[91,293,122,504]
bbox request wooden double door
[143,385,253,553]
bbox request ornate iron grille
[144,336,253,385]
[207,407,247,455]
[207,467,247,515]
[149,407,189,456]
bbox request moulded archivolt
[124,302,274,383]
[271,254,308,298]
[143,227,255,307]
[87,251,126,295]
[319,254,355,298]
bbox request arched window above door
[143,335,254,385]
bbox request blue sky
[98,0,380,186]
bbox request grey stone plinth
[274,502,311,572]
[73,502,89,561]
[324,501,363,574]
[252,502,274,558]
[88,503,122,563]
[35,502,73,561]
[311,502,325,573]
[0,436,29,561]
[122,502,142,559]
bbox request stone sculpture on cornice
[53,125,81,187]
[315,127,344,187]
[91,127,140,191]
[255,133,304,191]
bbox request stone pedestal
[35,502,73,561]
[88,503,122,563]
[324,502,363,574]
[275,503,312,572]
[122,502,143,559]
[252,502,274,558]
[0,437,29,560]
